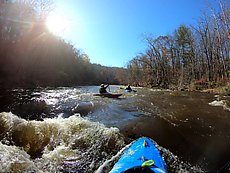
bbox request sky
[48,0,217,67]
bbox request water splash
[95,138,204,173]
[0,112,125,173]
[209,100,230,111]
[0,142,36,173]
[0,112,205,172]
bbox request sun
[46,14,70,35]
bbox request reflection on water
[0,86,229,172]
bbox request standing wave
[0,112,125,173]
[0,112,203,173]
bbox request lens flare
[46,14,70,35]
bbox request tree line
[127,1,230,90]
[1,0,229,90]
[0,0,128,89]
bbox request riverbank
[166,81,230,96]
[201,84,230,96]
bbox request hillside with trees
[126,1,230,93]
[0,0,128,88]
[1,0,229,93]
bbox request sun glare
[46,14,70,35]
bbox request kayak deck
[109,137,167,173]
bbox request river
[0,86,229,173]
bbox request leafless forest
[0,0,229,93]
[127,1,230,92]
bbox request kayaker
[125,84,132,91]
[99,84,109,93]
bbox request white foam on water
[0,112,204,173]
[0,142,36,172]
[96,138,204,173]
[95,143,132,173]
[0,112,125,173]
[208,100,230,111]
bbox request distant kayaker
[99,84,109,93]
[125,84,132,91]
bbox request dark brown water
[0,86,229,172]
[119,89,230,172]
